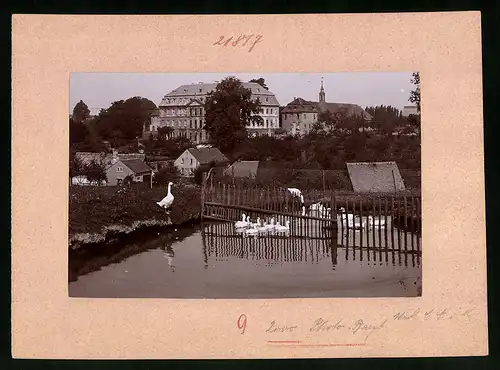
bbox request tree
[409,72,421,113]
[69,117,90,144]
[204,77,263,153]
[95,97,157,141]
[364,105,407,137]
[153,162,180,186]
[69,154,84,179]
[72,100,90,123]
[249,78,268,90]
[83,159,107,185]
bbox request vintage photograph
[68,72,422,298]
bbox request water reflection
[69,220,422,298]
[68,224,197,282]
[201,221,421,270]
[162,245,175,272]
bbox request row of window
[164,95,273,106]
[259,108,278,115]
[175,130,206,143]
[292,122,314,133]
[164,96,206,105]
[161,107,279,117]
[248,118,278,128]
[284,113,317,120]
[155,119,204,129]
[161,108,203,117]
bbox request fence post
[201,172,207,222]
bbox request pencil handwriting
[213,34,263,52]
[262,306,476,343]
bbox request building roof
[186,147,228,165]
[402,105,419,117]
[121,159,152,174]
[160,82,280,107]
[75,152,146,168]
[118,153,146,162]
[314,101,373,120]
[282,98,319,113]
[224,161,260,178]
[281,97,372,120]
[346,161,406,193]
[75,152,111,166]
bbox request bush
[83,159,107,185]
[123,174,135,186]
[153,162,180,186]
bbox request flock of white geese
[235,214,291,238]
[234,187,387,238]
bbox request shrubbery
[153,162,180,186]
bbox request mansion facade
[145,82,280,143]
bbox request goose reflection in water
[162,245,175,272]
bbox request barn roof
[224,161,260,178]
[187,147,228,165]
[122,159,152,174]
[346,161,406,193]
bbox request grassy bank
[69,183,201,249]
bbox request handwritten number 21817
[237,314,247,334]
[213,35,263,52]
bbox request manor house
[146,82,280,143]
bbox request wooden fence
[201,179,422,256]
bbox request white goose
[249,217,261,228]
[235,213,248,229]
[368,215,386,229]
[287,188,305,206]
[243,223,259,239]
[257,220,269,235]
[157,181,174,213]
[275,220,290,237]
[310,202,323,211]
[339,207,366,230]
[265,217,276,233]
[287,188,302,198]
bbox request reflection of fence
[202,222,421,268]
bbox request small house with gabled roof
[174,147,228,177]
[106,159,153,186]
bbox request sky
[70,72,416,113]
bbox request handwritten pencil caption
[237,306,477,342]
[213,34,263,52]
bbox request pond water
[69,220,421,298]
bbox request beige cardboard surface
[11,12,487,359]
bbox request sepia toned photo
[68,72,422,298]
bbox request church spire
[319,77,325,102]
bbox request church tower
[319,77,326,102]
